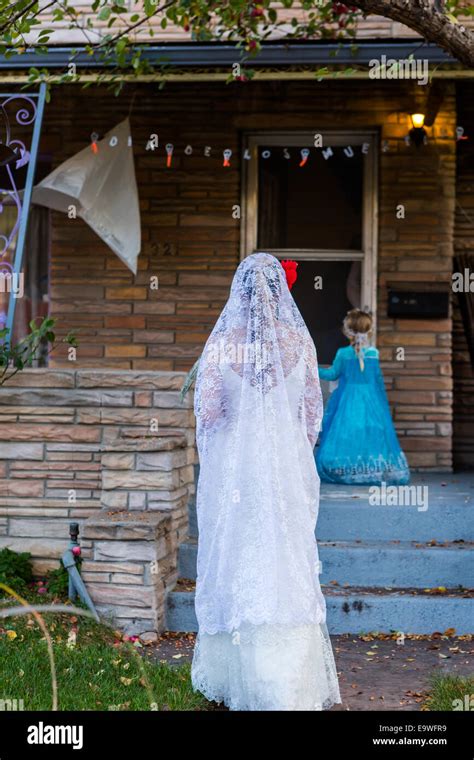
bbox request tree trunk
[354,0,474,68]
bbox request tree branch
[94,0,177,50]
[0,0,40,34]
[353,0,474,68]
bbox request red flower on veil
[281,260,298,291]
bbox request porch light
[409,113,427,147]
[410,113,425,128]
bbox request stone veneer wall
[0,368,195,635]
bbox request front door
[241,130,378,365]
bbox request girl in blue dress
[315,309,410,485]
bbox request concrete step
[166,586,474,635]
[176,472,474,634]
[188,499,473,543]
[188,473,474,543]
[178,539,474,588]
[317,500,473,542]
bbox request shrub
[0,547,33,596]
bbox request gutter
[0,40,470,82]
[0,39,459,69]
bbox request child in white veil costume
[191,252,341,711]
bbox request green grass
[0,593,210,711]
[425,673,474,711]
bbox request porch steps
[178,538,474,589]
[167,585,474,635]
[165,471,474,634]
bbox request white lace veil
[192,251,327,640]
[191,254,339,707]
[194,252,322,454]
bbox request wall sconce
[409,113,427,147]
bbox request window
[242,131,378,363]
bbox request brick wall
[453,82,474,470]
[376,83,456,470]
[0,369,195,574]
[40,79,456,469]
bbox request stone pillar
[82,432,194,637]
[82,511,175,638]
[99,429,193,545]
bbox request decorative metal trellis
[0,82,46,338]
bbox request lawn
[424,673,474,712]
[0,592,210,711]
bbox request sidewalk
[143,632,473,711]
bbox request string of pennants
[152,141,371,167]
[89,130,372,166]
[88,127,469,168]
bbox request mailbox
[388,289,449,319]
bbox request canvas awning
[31,118,141,274]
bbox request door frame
[240,129,379,326]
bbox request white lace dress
[191,253,341,711]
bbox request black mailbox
[388,290,450,319]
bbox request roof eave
[1,39,460,69]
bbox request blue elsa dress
[315,344,410,485]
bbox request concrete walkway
[144,631,473,711]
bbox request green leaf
[144,0,157,17]
[98,7,112,21]
[115,37,128,52]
